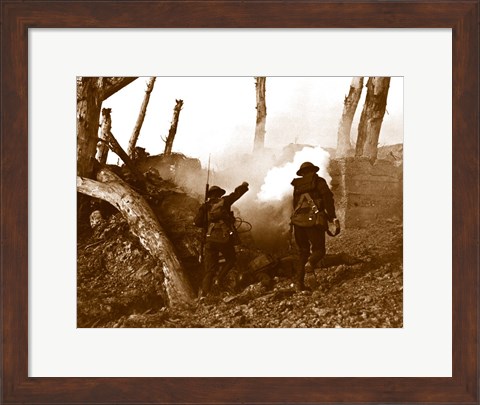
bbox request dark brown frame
[1,1,478,404]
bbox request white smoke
[257,146,331,202]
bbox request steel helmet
[207,185,226,198]
[296,161,320,176]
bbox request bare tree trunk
[336,77,364,158]
[77,77,137,178]
[127,77,156,158]
[355,77,391,161]
[77,167,196,306]
[96,108,112,164]
[77,78,102,178]
[164,99,183,156]
[253,77,267,153]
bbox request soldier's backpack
[290,192,327,228]
[194,199,232,228]
[207,198,229,222]
[205,199,234,244]
[290,174,327,228]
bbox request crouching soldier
[290,162,340,291]
[194,182,249,298]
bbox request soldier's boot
[294,281,310,292]
[293,262,306,292]
[294,271,310,292]
[294,281,303,292]
[304,261,314,273]
[210,277,221,296]
[197,288,208,302]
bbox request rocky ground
[78,201,403,328]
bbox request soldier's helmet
[296,161,320,176]
[207,185,226,198]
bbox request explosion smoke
[236,145,332,253]
[257,146,331,202]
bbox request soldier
[195,182,249,298]
[290,162,340,291]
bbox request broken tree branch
[99,111,146,188]
[99,77,138,101]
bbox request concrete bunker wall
[329,157,403,228]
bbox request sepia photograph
[77,76,403,328]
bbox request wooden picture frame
[1,1,478,403]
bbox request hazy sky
[103,76,403,167]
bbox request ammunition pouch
[206,221,233,244]
[291,207,327,228]
[291,193,327,229]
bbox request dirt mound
[77,214,166,327]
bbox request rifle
[199,155,211,264]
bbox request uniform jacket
[194,183,249,228]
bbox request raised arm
[223,182,249,207]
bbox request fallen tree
[96,108,146,189]
[77,167,196,307]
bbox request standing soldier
[290,162,340,291]
[195,182,249,298]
